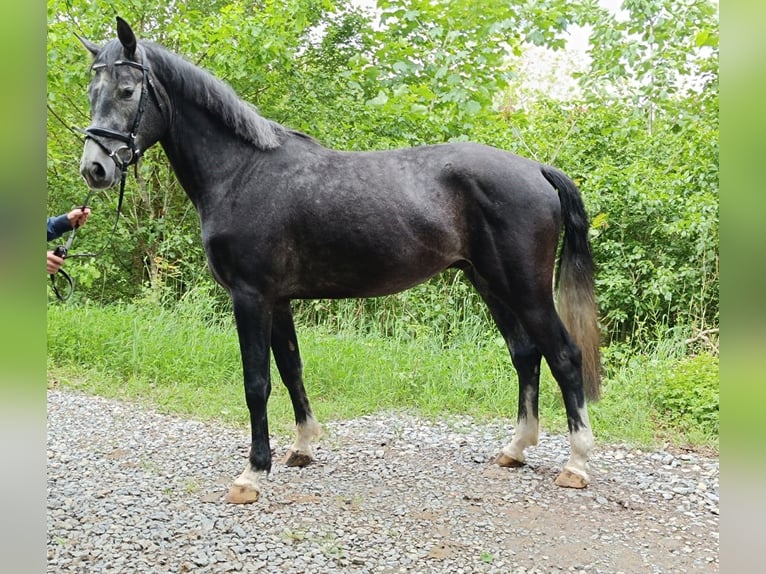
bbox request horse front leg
[271,302,321,467]
[225,292,274,504]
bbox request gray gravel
[47,389,718,573]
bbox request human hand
[47,250,65,274]
[67,206,92,229]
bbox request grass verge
[47,300,718,452]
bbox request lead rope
[49,169,128,302]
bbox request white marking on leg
[226,461,268,503]
[563,405,594,481]
[501,387,539,463]
[290,415,321,456]
[232,462,268,492]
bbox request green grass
[47,299,718,452]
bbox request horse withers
[77,17,601,503]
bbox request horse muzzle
[80,139,122,190]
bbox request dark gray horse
[78,17,601,503]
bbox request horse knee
[244,380,271,408]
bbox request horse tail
[541,165,602,402]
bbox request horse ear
[116,16,137,60]
[75,33,101,58]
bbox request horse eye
[120,87,135,99]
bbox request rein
[49,173,128,302]
[50,52,156,302]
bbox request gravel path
[47,390,718,573]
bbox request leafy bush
[47,0,718,347]
[650,354,719,436]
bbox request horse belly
[290,233,460,299]
[202,217,462,299]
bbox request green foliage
[587,105,717,338]
[650,354,719,437]
[595,328,718,446]
[47,0,718,347]
[493,93,718,339]
[585,0,718,113]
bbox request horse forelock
[137,42,286,150]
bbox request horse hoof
[225,483,260,504]
[283,450,313,467]
[493,453,525,468]
[554,468,589,489]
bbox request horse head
[78,17,166,190]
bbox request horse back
[202,138,561,299]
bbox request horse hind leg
[467,268,594,487]
[464,270,542,469]
[519,306,594,488]
[494,333,542,468]
[271,302,321,467]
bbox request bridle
[51,46,162,302]
[80,53,155,172]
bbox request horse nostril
[90,162,106,180]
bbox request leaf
[695,29,718,48]
[465,100,481,114]
[393,84,410,97]
[404,10,420,21]
[591,212,609,229]
[366,90,389,106]
[393,60,410,73]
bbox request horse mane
[138,41,287,150]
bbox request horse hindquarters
[465,165,597,487]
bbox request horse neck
[159,100,258,210]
